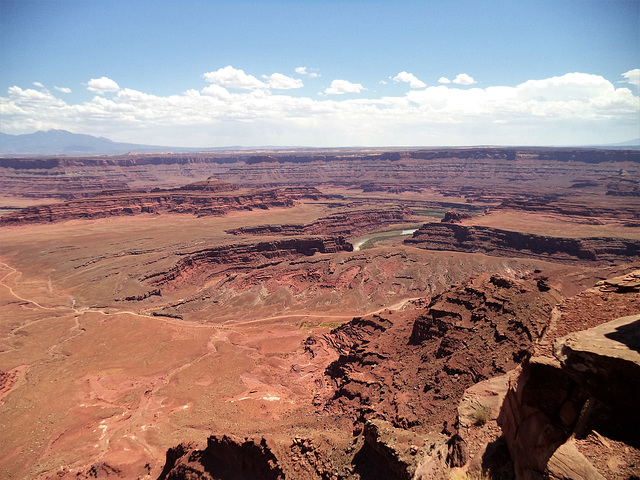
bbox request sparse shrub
[473,404,491,426]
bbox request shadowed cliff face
[405,223,640,265]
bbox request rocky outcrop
[0,182,325,225]
[554,314,640,430]
[606,178,640,197]
[226,208,413,237]
[310,274,561,434]
[405,223,640,264]
[498,313,640,480]
[0,366,27,406]
[355,419,448,480]
[156,431,377,480]
[440,211,472,223]
[156,422,449,480]
[498,357,586,479]
[158,436,284,480]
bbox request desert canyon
[0,147,639,480]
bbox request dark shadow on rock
[198,436,284,480]
[352,441,409,480]
[157,436,284,480]
[604,318,640,353]
[480,437,515,480]
[576,398,640,450]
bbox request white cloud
[87,76,120,93]
[33,82,44,88]
[204,66,266,89]
[295,66,319,78]
[452,74,476,85]
[263,73,303,89]
[622,68,640,87]
[325,79,364,95]
[393,71,426,88]
[54,86,72,94]
[516,72,614,102]
[1,71,638,147]
[438,77,451,84]
[201,84,232,100]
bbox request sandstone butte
[0,147,639,480]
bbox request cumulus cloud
[1,71,637,147]
[55,86,72,94]
[33,82,44,88]
[201,83,232,99]
[438,77,451,84]
[325,79,364,95]
[452,74,476,85]
[87,76,120,93]
[393,71,426,88]
[204,66,266,89]
[515,72,619,103]
[296,66,319,78]
[6,86,66,105]
[622,68,640,87]
[263,73,303,89]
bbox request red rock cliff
[405,223,640,264]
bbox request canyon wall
[405,223,640,264]
[3,148,639,201]
[226,208,413,237]
[142,237,353,289]
[0,183,325,225]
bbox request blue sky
[1,0,639,147]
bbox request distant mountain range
[1,130,638,156]
[0,130,261,156]
[604,138,640,147]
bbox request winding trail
[0,262,65,311]
[1,261,423,332]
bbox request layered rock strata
[143,237,353,288]
[3,148,639,202]
[405,223,640,264]
[226,208,413,237]
[0,182,325,225]
[497,199,640,222]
